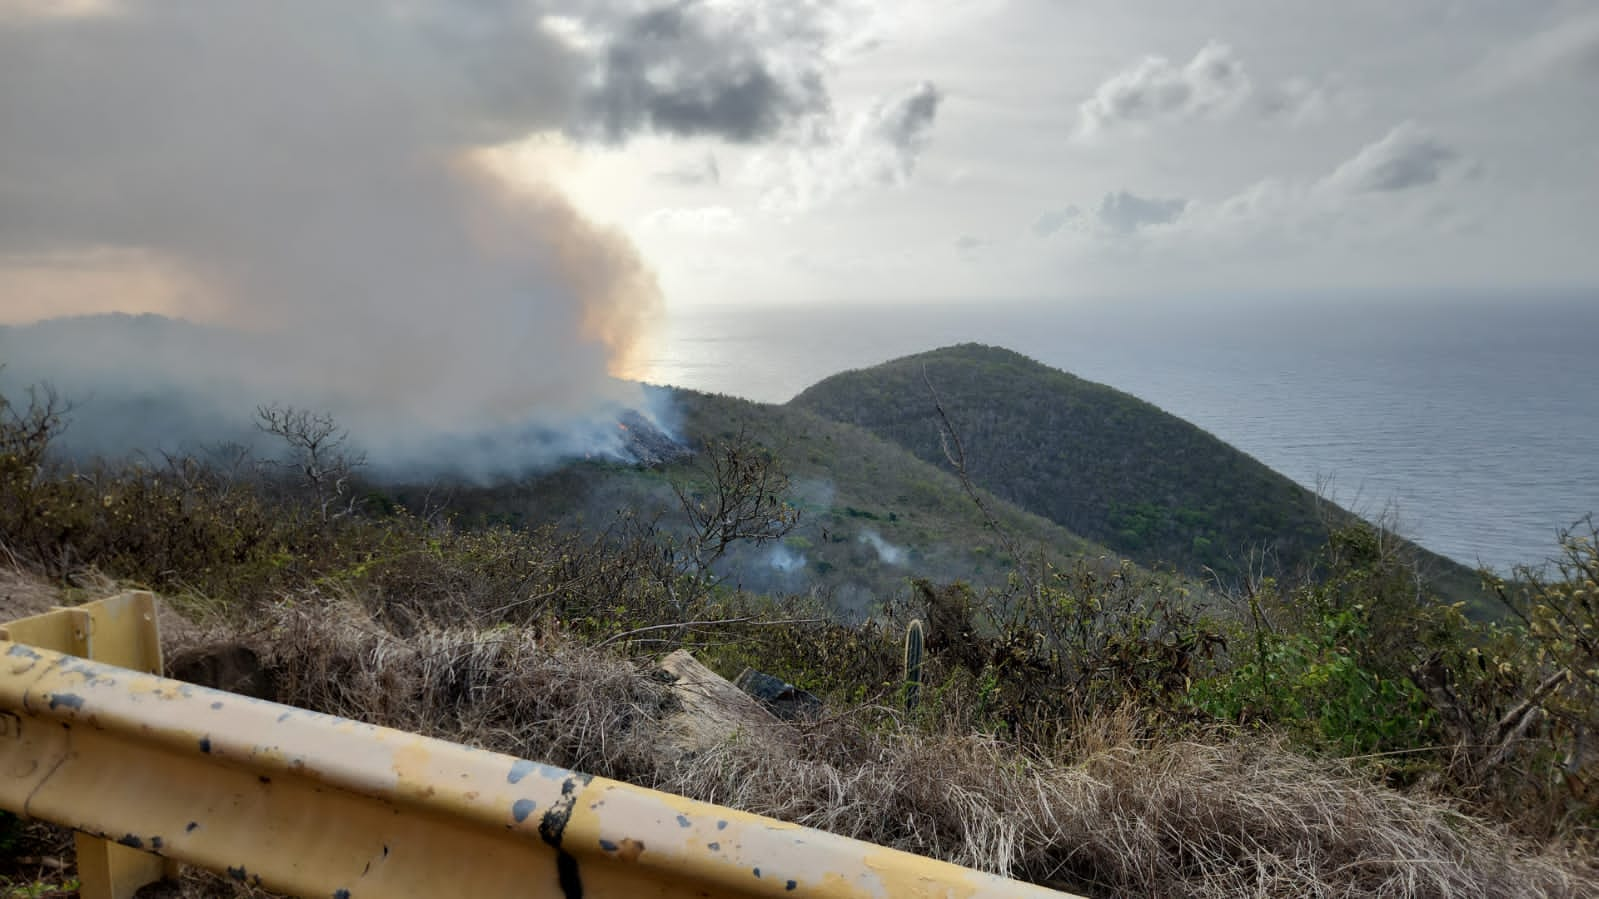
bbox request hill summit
[790,343,1481,604]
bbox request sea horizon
[645,292,1599,572]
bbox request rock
[734,668,823,720]
[167,642,276,700]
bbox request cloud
[869,79,943,164]
[1480,12,1599,89]
[1076,41,1330,136]
[654,153,722,186]
[1077,42,1250,134]
[639,205,744,234]
[1210,177,1303,226]
[1257,76,1338,124]
[1322,123,1461,195]
[750,81,943,212]
[581,1,831,144]
[1098,191,1187,233]
[0,0,110,21]
[1032,205,1082,236]
[1141,123,1477,273]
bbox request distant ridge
[790,343,1487,608]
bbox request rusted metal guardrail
[0,594,1077,898]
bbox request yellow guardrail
[0,594,1078,898]
[0,591,176,897]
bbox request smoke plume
[0,1,836,474]
[859,530,908,566]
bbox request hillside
[4,343,1595,896]
[1,314,1479,612]
[404,387,1124,617]
[0,316,1153,618]
[791,343,1486,608]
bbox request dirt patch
[0,568,64,622]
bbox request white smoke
[766,544,808,574]
[859,529,908,566]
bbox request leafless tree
[256,404,366,521]
[921,365,1041,600]
[672,427,799,577]
[0,381,69,474]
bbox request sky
[2,0,1596,324]
[542,0,1599,306]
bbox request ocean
[644,293,1599,571]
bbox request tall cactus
[903,619,925,714]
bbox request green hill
[790,343,1486,609]
[418,387,1131,617]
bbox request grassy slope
[427,387,1122,616]
[790,343,1488,610]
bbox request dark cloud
[1032,206,1082,236]
[849,81,943,187]
[871,81,942,154]
[1098,191,1187,233]
[1325,123,1460,194]
[582,1,830,144]
[756,81,942,212]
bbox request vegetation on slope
[2,380,1595,896]
[403,388,1119,618]
[791,343,1490,611]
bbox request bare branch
[920,364,1039,598]
[671,426,799,576]
[256,403,367,521]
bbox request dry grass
[167,601,672,785]
[0,566,64,621]
[156,603,1599,899]
[0,565,1591,898]
[648,722,1597,898]
[0,566,1592,898]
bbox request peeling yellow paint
[0,596,1083,899]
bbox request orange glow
[459,148,664,384]
[0,249,224,325]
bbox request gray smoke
[0,1,844,474]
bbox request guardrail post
[0,591,175,898]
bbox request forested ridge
[792,343,1487,610]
